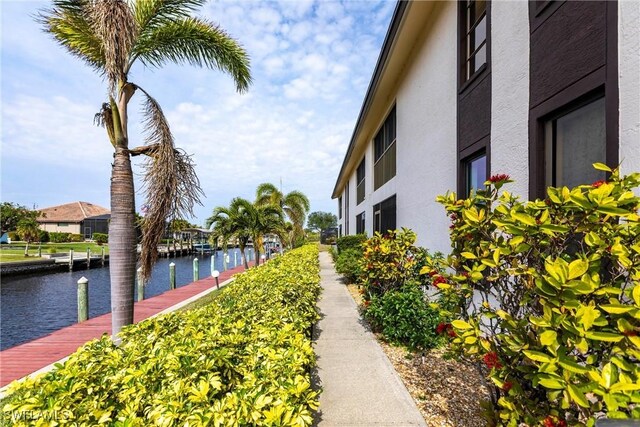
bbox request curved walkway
[313,251,426,426]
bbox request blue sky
[1,0,394,226]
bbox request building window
[460,0,488,84]
[58,222,69,227]
[356,212,365,234]
[544,96,606,189]
[374,106,396,190]
[463,152,487,196]
[338,196,342,220]
[373,195,396,234]
[356,158,365,205]
[345,182,350,235]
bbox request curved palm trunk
[110,147,137,336]
[239,241,249,269]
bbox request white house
[332,0,639,254]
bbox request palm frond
[132,0,206,36]
[91,0,137,93]
[37,0,105,73]
[137,86,203,281]
[255,182,281,207]
[132,17,251,93]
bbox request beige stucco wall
[39,223,81,234]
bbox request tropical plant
[237,200,284,266]
[335,234,367,254]
[307,211,337,232]
[428,166,640,426]
[206,198,253,269]
[15,217,41,256]
[255,183,310,248]
[38,0,251,335]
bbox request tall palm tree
[255,183,310,248]
[39,0,251,335]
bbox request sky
[0,0,395,226]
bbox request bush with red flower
[425,164,640,425]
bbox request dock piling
[101,247,105,267]
[169,262,176,290]
[193,257,199,282]
[77,277,88,322]
[233,250,237,267]
[137,267,144,302]
[86,248,91,269]
[69,249,74,272]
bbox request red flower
[542,416,566,427]
[449,224,455,230]
[489,174,510,183]
[557,421,567,427]
[543,417,555,427]
[436,322,449,334]
[450,213,458,221]
[363,300,370,308]
[592,180,606,188]
[461,271,470,278]
[501,381,512,392]
[483,352,502,369]
[622,330,638,337]
[428,270,438,277]
[432,275,447,288]
[447,329,457,338]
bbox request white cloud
[1,0,394,223]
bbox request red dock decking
[0,262,254,388]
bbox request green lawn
[0,242,109,263]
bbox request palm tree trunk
[24,241,29,257]
[239,242,249,269]
[110,147,137,336]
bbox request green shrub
[48,247,58,254]
[92,233,108,245]
[360,228,427,297]
[430,165,640,426]
[365,285,446,350]
[336,234,367,254]
[68,233,84,242]
[2,245,322,426]
[334,248,363,283]
[38,230,49,243]
[49,232,70,243]
[7,231,19,241]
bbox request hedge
[2,245,322,426]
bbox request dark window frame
[461,150,488,197]
[355,211,365,234]
[338,196,342,220]
[373,195,397,235]
[459,0,490,88]
[356,157,366,205]
[373,106,397,190]
[458,136,490,197]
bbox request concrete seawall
[0,257,109,277]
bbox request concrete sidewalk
[313,251,426,426]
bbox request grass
[0,242,109,263]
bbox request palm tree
[16,218,41,257]
[205,209,233,270]
[255,183,310,248]
[39,0,251,335]
[206,198,251,269]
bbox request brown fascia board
[331,0,409,199]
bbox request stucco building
[38,201,110,239]
[333,0,640,254]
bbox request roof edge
[331,0,409,199]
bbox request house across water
[37,201,110,240]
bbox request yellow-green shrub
[2,245,321,426]
[428,166,640,426]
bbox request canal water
[0,248,247,350]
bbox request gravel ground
[346,283,491,427]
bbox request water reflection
[0,249,246,350]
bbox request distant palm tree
[206,209,233,269]
[255,183,310,248]
[206,198,252,269]
[207,198,283,267]
[38,0,251,335]
[16,218,41,257]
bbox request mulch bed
[346,283,491,427]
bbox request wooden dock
[0,262,253,388]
